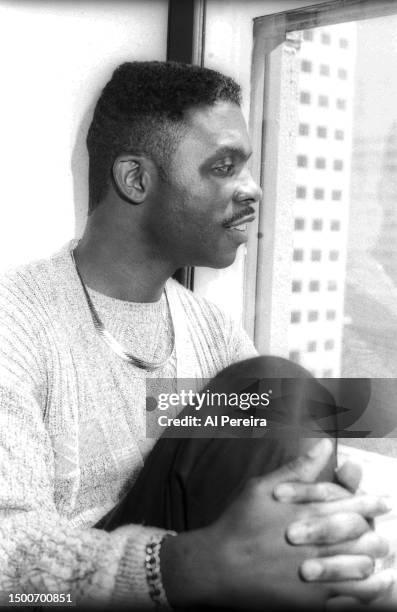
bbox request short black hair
[86,61,242,212]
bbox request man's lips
[223,215,256,230]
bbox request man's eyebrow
[207,145,253,163]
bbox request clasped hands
[161,438,394,610]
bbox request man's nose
[235,169,263,206]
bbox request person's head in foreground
[84,61,262,274]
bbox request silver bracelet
[145,532,176,610]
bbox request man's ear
[112,155,152,205]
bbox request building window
[330,220,341,231]
[300,91,311,104]
[334,159,344,171]
[309,280,320,292]
[296,186,307,199]
[301,59,312,72]
[336,98,346,110]
[335,129,344,140]
[325,339,335,350]
[317,126,327,138]
[321,32,331,44]
[338,68,348,79]
[289,350,300,361]
[292,280,302,292]
[326,310,336,320]
[293,249,304,261]
[339,37,348,49]
[311,249,322,261]
[297,155,308,167]
[318,94,329,107]
[307,341,317,352]
[323,369,333,377]
[332,189,342,201]
[327,280,337,291]
[294,218,305,230]
[299,123,310,136]
[319,64,330,76]
[315,157,326,169]
[312,219,323,231]
[314,188,324,200]
[308,310,319,322]
[329,250,339,261]
[291,311,301,323]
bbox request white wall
[194,0,331,321]
[0,0,168,271]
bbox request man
[0,61,393,610]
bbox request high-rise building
[287,23,357,377]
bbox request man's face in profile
[146,101,262,270]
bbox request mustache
[223,205,256,227]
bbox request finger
[325,568,395,603]
[274,481,352,503]
[335,460,362,493]
[265,438,334,490]
[316,530,389,560]
[308,494,392,519]
[300,555,374,582]
[287,512,369,546]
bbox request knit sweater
[0,242,256,607]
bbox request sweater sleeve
[0,277,168,608]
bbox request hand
[161,438,391,609]
[273,442,393,604]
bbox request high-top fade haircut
[86,61,242,213]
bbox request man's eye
[213,164,234,176]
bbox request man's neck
[74,222,175,304]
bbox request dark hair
[86,61,241,212]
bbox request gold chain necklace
[71,248,175,372]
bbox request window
[312,219,323,231]
[289,350,300,361]
[308,310,319,322]
[293,249,304,261]
[296,186,307,199]
[297,155,308,167]
[307,341,317,352]
[320,64,330,76]
[300,91,311,104]
[321,32,331,44]
[303,30,313,41]
[339,37,348,48]
[311,249,322,261]
[329,250,339,261]
[324,339,335,350]
[317,126,327,138]
[336,98,346,110]
[327,280,337,291]
[314,188,324,200]
[294,218,305,230]
[338,68,348,79]
[309,280,320,292]
[301,60,312,72]
[326,310,336,320]
[315,157,326,169]
[299,123,309,136]
[335,129,344,140]
[323,369,333,377]
[318,94,329,107]
[332,189,342,201]
[333,159,344,171]
[291,311,301,323]
[292,280,302,292]
[330,220,341,231]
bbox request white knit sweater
[0,243,256,607]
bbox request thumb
[263,438,334,490]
